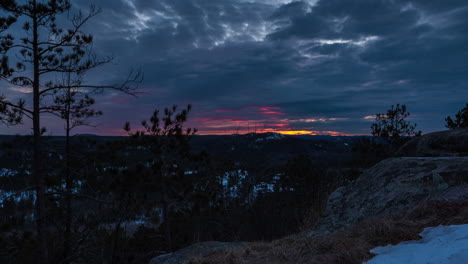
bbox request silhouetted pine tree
[446,103,468,129]
[371,104,421,151]
[50,83,102,262]
[0,1,141,263]
[124,105,197,252]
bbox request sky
[0,0,467,136]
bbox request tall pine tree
[0,1,141,263]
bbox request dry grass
[189,201,468,264]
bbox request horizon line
[0,131,369,137]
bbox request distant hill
[0,132,360,174]
[75,134,100,137]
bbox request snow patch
[0,168,18,177]
[0,190,35,207]
[220,170,248,198]
[255,132,285,143]
[365,224,468,264]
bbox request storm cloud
[1,0,467,135]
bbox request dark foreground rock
[311,157,468,237]
[149,241,249,264]
[398,128,468,157]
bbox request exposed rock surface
[311,157,468,237]
[398,128,468,157]
[149,241,249,264]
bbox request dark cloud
[1,0,467,135]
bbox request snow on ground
[364,224,468,264]
[0,190,35,207]
[255,133,285,143]
[0,168,18,177]
[220,170,248,198]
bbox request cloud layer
[1,0,467,135]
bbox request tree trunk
[110,219,123,264]
[32,1,48,263]
[162,199,172,252]
[63,98,72,263]
[162,174,172,252]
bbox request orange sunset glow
[183,105,357,136]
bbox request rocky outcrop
[149,242,249,264]
[311,157,468,236]
[398,128,468,157]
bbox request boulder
[311,157,468,236]
[398,128,468,157]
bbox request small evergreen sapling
[445,103,468,129]
[371,104,422,146]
